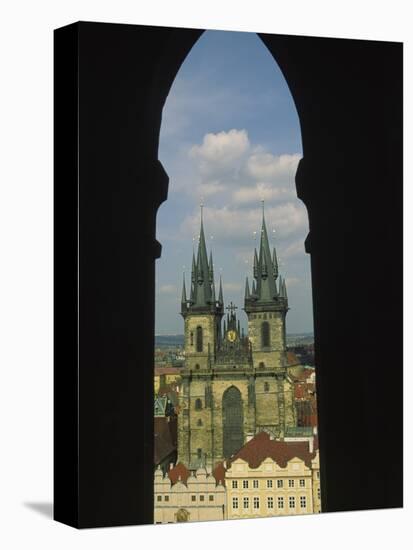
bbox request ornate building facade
[177,207,297,469]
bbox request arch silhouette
[56,23,402,526]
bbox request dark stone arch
[55,22,402,527]
[222,386,244,458]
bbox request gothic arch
[222,385,244,458]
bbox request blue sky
[156,30,313,335]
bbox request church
[177,206,297,469]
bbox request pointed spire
[278,275,283,297]
[272,247,279,279]
[191,252,196,283]
[245,277,250,300]
[209,251,214,283]
[211,279,216,303]
[218,275,223,305]
[181,273,187,304]
[283,278,288,303]
[253,249,259,279]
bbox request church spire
[244,277,250,300]
[182,204,224,318]
[218,275,224,305]
[244,202,287,312]
[181,273,187,303]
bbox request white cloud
[246,152,301,181]
[190,129,250,176]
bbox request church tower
[180,206,224,371]
[244,203,296,435]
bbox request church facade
[177,208,297,469]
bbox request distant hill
[155,334,184,348]
[155,332,313,348]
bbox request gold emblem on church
[227,329,237,342]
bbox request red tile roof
[287,351,300,366]
[168,462,190,485]
[213,462,226,486]
[229,432,316,469]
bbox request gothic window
[195,363,200,370]
[261,321,270,347]
[222,386,244,459]
[190,332,193,346]
[197,419,203,426]
[259,362,265,369]
[195,398,202,410]
[264,382,270,392]
[196,326,203,352]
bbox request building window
[243,480,249,489]
[317,471,320,479]
[261,321,270,347]
[190,332,194,346]
[195,363,200,370]
[253,497,260,509]
[259,362,265,369]
[195,398,202,410]
[232,480,238,489]
[267,497,274,509]
[289,496,295,508]
[196,326,203,352]
[264,382,269,392]
[300,496,307,508]
[197,448,202,459]
[267,479,273,489]
[164,495,169,502]
[299,479,305,487]
[197,419,203,426]
[191,495,196,502]
[232,497,239,510]
[157,495,162,502]
[277,497,284,509]
[200,495,205,502]
[277,479,283,488]
[288,479,295,488]
[318,488,321,500]
[253,479,259,489]
[209,495,214,502]
[243,497,249,509]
